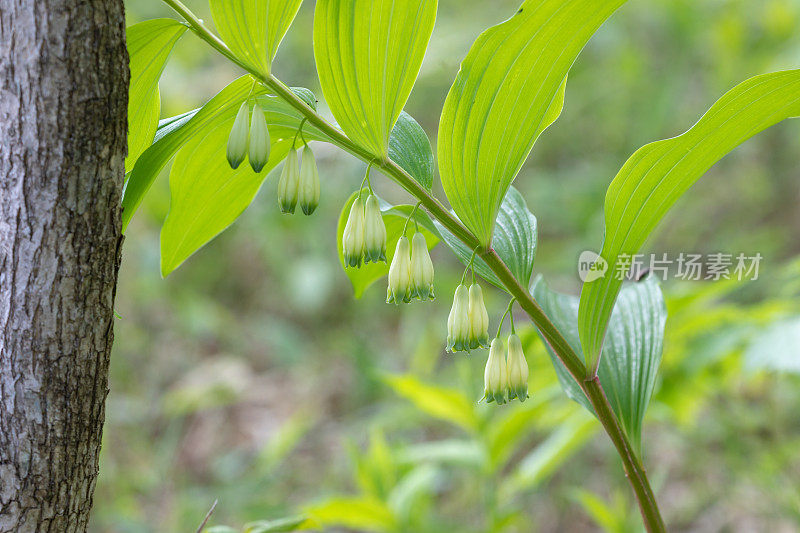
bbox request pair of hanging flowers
[227,100,271,173]
[341,167,435,304]
[482,302,529,404]
[342,192,386,267]
[446,281,489,352]
[226,101,321,216]
[386,204,435,304]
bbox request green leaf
[435,186,536,291]
[387,465,439,521]
[209,0,303,75]
[485,388,561,470]
[383,375,479,433]
[530,278,590,411]
[388,112,434,191]
[569,490,631,533]
[350,428,396,499]
[159,90,328,275]
[336,191,439,298]
[123,76,254,229]
[126,19,187,172]
[503,411,596,494]
[306,497,396,532]
[437,0,625,245]
[244,516,309,533]
[159,124,283,276]
[121,75,320,229]
[579,69,800,369]
[313,0,437,157]
[397,439,487,469]
[745,317,800,374]
[533,275,667,452]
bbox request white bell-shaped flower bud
[363,195,386,263]
[226,101,249,169]
[298,144,320,215]
[467,283,490,349]
[410,232,434,301]
[342,196,366,267]
[506,334,529,402]
[386,236,412,304]
[248,104,270,172]
[483,338,509,404]
[277,149,300,214]
[446,284,471,352]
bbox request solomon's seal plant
[122,0,800,530]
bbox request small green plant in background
[122,0,800,531]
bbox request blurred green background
[96,1,800,531]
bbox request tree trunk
[0,1,128,531]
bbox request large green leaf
[121,75,320,230]
[579,69,800,369]
[336,190,439,298]
[160,124,285,276]
[503,412,596,495]
[533,275,666,452]
[435,186,536,291]
[313,0,437,157]
[126,19,187,172]
[160,91,327,275]
[209,0,303,75]
[383,375,479,433]
[387,112,434,191]
[438,0,625,245]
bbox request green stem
[495,298,516,338]
[582,377,667,533]
[159,1,666,530]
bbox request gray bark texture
[0,0,128,531]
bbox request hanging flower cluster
[342,193,386,268]
[387,230,434,304]
[332,161,528,406]
[447,283,491,352]
[446,253,489,352]
[340,165,435,306]
[277,120,320,215]
[227,105,320,215]
[278,144,320,215]
[226,101,271,173]
[482,301,529,404]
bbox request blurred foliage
[95,1,800,531]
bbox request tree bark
[0,1,127,531]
